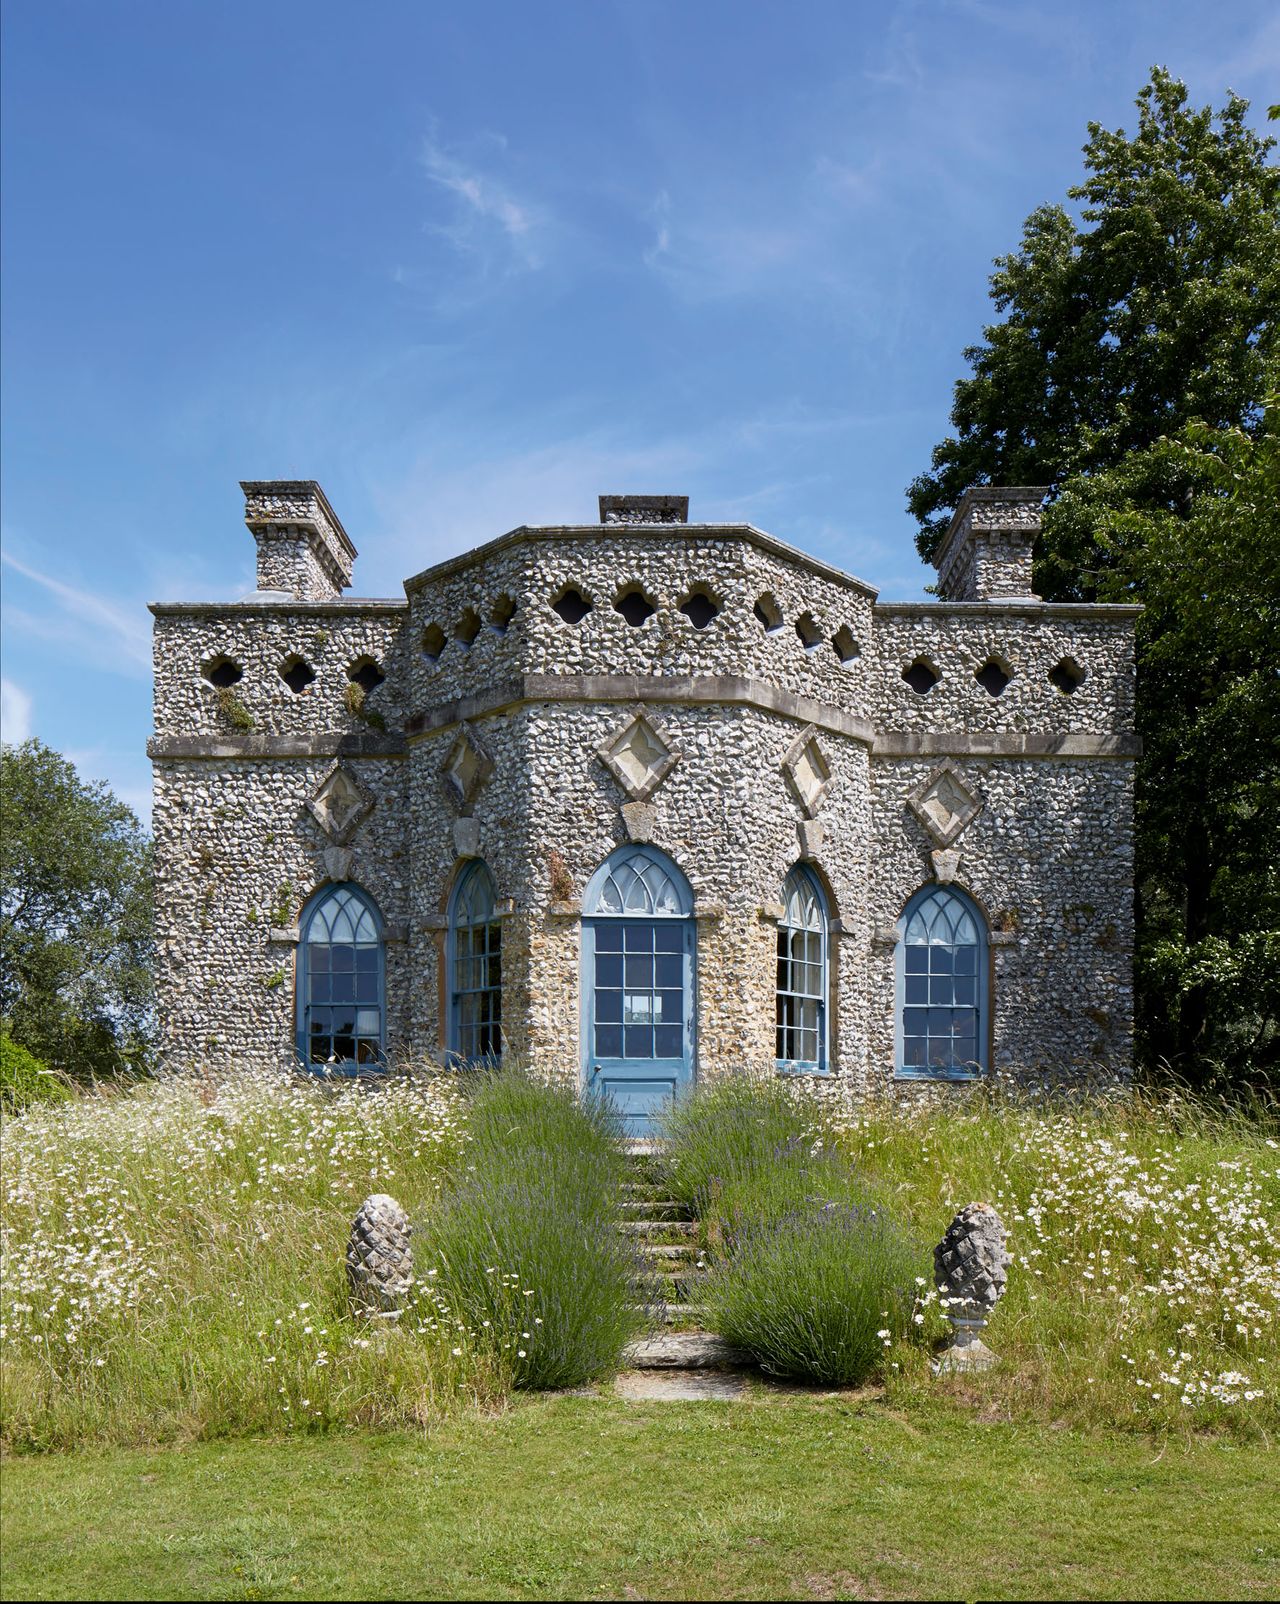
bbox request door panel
[584,917,694,1136]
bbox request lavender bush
[705,1199,918,1384]
[424,1070,649,1389]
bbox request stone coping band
[406,674,878,742]
[149,599,408,616]
[874,600,1142,620]
[148,732,408,759]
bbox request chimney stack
[242,481,356,601]
[598,494,689,526]
[933,487,1046,602]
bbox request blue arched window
[297,884,385,1072]
[895,885,986,1080]
[448,860,502,1063]
[582,845,695,1135]
[776,865,829,1073]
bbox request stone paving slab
[615,1368,750,1401]
[623,1330,753,1369]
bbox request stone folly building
[149,483,1139,1130]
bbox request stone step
[638,1241,698,1261]
[623,1330,751,1370]
[662,1303,698,1322]
[619,1199,687,1217]
[620,1219,696,1237]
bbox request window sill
[894,1066,982,1083]
[776,1061,830,1078]
[297,1060,387,1080]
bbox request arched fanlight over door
[448,860,502,1063]
[776,865,829,1073]
[297,883,385,1071]
[895,885,987,1080]
[582,845,695,1135]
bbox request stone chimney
[598,494,689,525]
[933,487,1047,602]
[242,481,356,601]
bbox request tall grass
[424,1070,649,1390]
[1,1068,490,1449]
[835,1080,1279,1435]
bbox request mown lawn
[3,1391,1276,1602]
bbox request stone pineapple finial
[932,1201,1011,1373]
[347,1193,414,1317]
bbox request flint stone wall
[149,514,1140,1091]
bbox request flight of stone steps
[620,1153,704,1325]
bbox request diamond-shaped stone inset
[908,761,983,848]
[442,724,494,809]
[596,708,680,802]
[306,762,375,844]
[780,726,833,818]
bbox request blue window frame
[776,865,829,1073]
[448,860,502,1063]
[582,845,696,1135]
[895,885,986,1080]
[297,883,385,1072]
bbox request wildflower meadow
[1,1066,1276,1452]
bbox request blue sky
[2,0,1275,821]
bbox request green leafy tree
[908,71,1280,1087]
[1057,400,1280,1083]
[908,69,1279,600]
[0,740,153,1079]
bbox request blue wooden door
[584,915,695,1136]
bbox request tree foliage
[0,740,153,1079]
[907,71,1280,1088]
[1060,401,1280,1083]
[908,68,1279,599]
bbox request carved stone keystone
[620,799,657,841]
[797,818,825,860]
[453,816,482,858]
[930,847,962,883]
[323,845,354,881]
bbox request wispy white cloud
[1,678,33,743]
[420,129,545,272]
[0,548,152,676]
